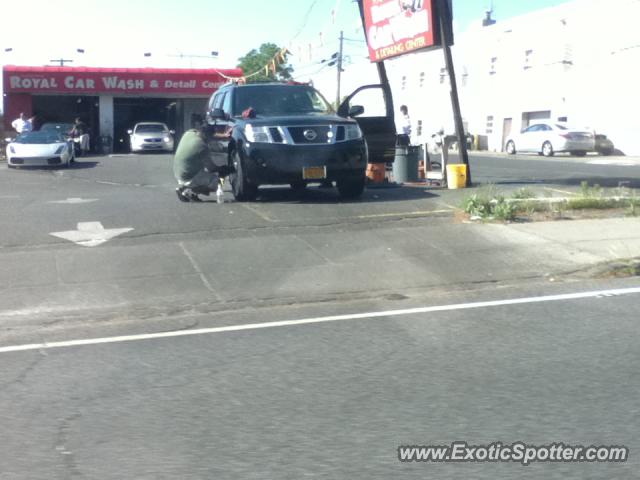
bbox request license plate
[302,166,326,180]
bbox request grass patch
[566,198,622,210]
[462,185,516,221]
[579,181,603,198]
[598,260,640,278]
[512,187,537,200]
[628,198,640,216]
[463,182,640,222]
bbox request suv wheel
[336,176,365,199]
[230,150,258,201]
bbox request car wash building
[2,65,242,152]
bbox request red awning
[3,65,243,77]
[2,65,243,95]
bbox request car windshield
[14,131,64,144]
[41,123,74,133]
[555,124,569,130]
[233,85,333,116]
[135,124,166,133]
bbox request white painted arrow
[50,222,133,247]
[47,198,98,205]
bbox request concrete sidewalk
[1,215,638,324]
[485,217,640,270]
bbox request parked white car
[128,122,175,153]
[505,123,595,157]
[6,131,74,168]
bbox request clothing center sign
[362,0,451,62]
[3,67,243,95]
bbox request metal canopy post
[436,0,472,186]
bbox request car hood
[132,132,169,138]
[9,142,65,155]
[242,114,356,127]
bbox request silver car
[128,122,175,153]
[505,123,595,157]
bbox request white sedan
[6,131,74,168]
[505,123,595,157]
[128,122,175,153]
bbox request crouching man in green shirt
[173,125,228,202]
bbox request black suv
[206,82,395,201]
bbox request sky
[1,0,574,71]
[0,0,574,105]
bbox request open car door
[338,83,396,163]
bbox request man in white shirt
[11,113,32,134]
[397,105,411,146]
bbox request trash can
[392,145,420,183]
[446,164,468,189]
[99,135,113,155]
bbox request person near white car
[11,113,32,134]
[71,117,90,156]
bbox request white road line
[178,241,221,300]
[0,286,639,355]
[353,209,453,219]
[47,198,98,205]
[588,160,637,167]
[543,187,577,196]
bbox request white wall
[321,0,640,155]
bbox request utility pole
[336,30,344,108]
[49,58,73,66]
[437,0,472,186]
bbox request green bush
[462,187,515,221]
[462,194,492,217]
[579,181,603,198]
[566,198,621,210]
[492,198,517,221]
[511,188,536,200]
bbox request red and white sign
[3,66,243,95]
[363,0,435,62]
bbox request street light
[49,48,85,66]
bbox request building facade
[382,0,640,155]
[3,65,242,152]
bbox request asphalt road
[468,152,640,189]
[0,152,639,478]
[0,280,638,479]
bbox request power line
[292,63,332,80]
[291,0,320,41]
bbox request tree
[237,43,293,83]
